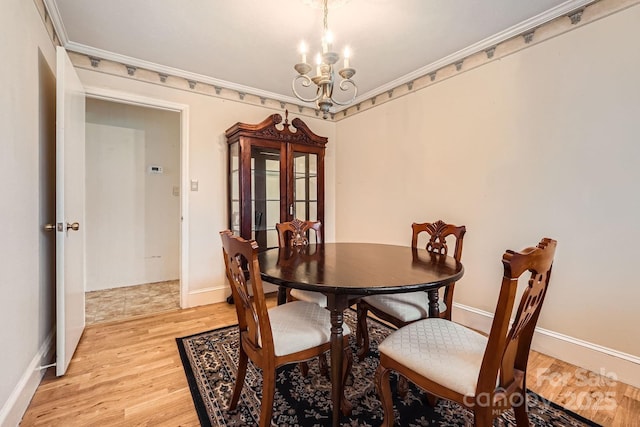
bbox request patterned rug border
[177,327,219,427]
[176,311,601,427]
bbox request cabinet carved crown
[225,112,327,147]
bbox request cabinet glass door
[251,146,281,249]
[293,151,318,221]
[229,142,240,235]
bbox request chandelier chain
[323,0,328,31]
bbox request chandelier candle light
[292,0,357,118]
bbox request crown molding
[41,0,608,120]
[64,41,308,108]
[42,0,68,44]
[42,0,310,109]
[350,0,598,107]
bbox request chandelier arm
[329,79,358,106]
[292,75,323,103]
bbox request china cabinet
[226,112,327,251]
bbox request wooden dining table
[258,242,464,427]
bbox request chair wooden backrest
[221,229,352,424]
[411,220,465,260]
[219,230,275,356]
[479,237,557,412]
[276,219,322,248]
[411,220,466,318]
[375,238,557,426]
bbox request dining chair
[220,230,352,426]
[276,218,328,308]
[356,220,466,357]
[375,238,557,427]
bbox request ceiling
[46,0,593,109]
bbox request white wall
[335,3,640,362]
[0,0,57,424]
[75,69,337,306]
[85,99,180,291]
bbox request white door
[56,46,86,376]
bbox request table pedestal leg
[328,294,350,427]
[427,289,440,318]
[276,286,287,305]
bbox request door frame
[84,86,190,308]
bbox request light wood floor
[21,296,639,426]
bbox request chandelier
[292,0,357,119]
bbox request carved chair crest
[425,220,449,256]
[288,218,310,247]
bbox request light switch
[190,179,198,191]
[172,186,179,196]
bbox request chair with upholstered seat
[276,218,328,307]
[356,220,466,357]
[220,230,352,426]
[375,238,557,427]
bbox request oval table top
[258,242,464,296]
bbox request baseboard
[184,282,279,308]
[184,285,230,307]
[531,327,640,389]
[452,303,640,389]
[0,329,55,427]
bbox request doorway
[83,95,185,324]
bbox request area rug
[177,311,600,426]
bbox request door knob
[44,223,56,232]
[66,222,80,231]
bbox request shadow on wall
[37,48,57,345]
